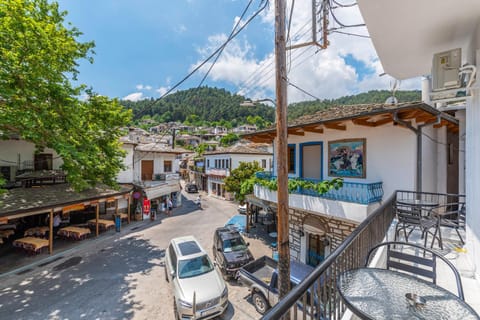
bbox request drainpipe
[393,112,442,192]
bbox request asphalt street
[0,190,271,320]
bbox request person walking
[167,198,173,216]
[195,195,202,209]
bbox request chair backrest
[365,241,465,300]
[430,202,466,226]
[393,204,422,224]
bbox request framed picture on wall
[328,138,366,178]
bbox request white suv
[165,236,228,319]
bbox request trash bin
[114,214,121,232]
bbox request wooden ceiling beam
[324,122,347,131]
[351,118,376,127]
[303,126,324,133]
[288,128,305,136]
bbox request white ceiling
[357,0,480,79]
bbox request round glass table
[337,268,480,320]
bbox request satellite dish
[385,79,400,104]
[385,96,398,104]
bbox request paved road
[0,190,269,320]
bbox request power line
[330,29,370,38]
[134,0,269,120]
[287,80,322,100]
[197,0,254,88]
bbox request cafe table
[87,219,115,231]
[337,268,480,320]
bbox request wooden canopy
[242,102,459,143]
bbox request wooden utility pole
[274,0,290,302]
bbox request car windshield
[178,255,214,279]
[223,237,247,253]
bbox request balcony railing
[262,193,396,320]
[255,172,383,204]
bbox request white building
[244,102,458,266]
[357,0,480,286]
[203,144,273,200]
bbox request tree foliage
[0,0,131,190]
[219,133,240,147]
[225,161,264,202]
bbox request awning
[245,194,276,213]
[144,184,181,200]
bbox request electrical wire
[287,80,322,100]
[134,0,269,120]
[197,0,254,88]
[330,29,370,38]
[331,0,357,8]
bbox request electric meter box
[432,48,461,91]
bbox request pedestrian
[196,195,202,209]
[167,198,173,215]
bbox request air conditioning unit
[432,48,461,91]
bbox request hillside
[122,87,421,125]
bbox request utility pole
[274,0,290,302]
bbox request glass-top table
[337,268,480,320]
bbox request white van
[165,235,228,319]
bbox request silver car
[165,235,228,320]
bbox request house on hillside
[203,144,273,200]
[242,102,458,266]
[356,0,480,286]
[233,124,257,134]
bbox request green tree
[0,0,131,190]
[225,161,263,202]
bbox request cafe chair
[428,202,465,245]
[365,241,465,300]
[393,204,442,249]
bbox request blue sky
[57,0,420,103]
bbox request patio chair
[393,204,442,249]
[365,241,464,300]
[428,202,465,244]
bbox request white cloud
[175,24,187,34]
[156,86,172,97]
[136,84,153,91]
[122,92,144,101]
[192,2,420,103]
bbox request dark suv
[185,183,198,193]
[213,227,254,279]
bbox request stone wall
[288,207,358,261]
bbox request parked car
[238,203,247,214]
[237,256,320,316]
[213,226,254,279]
[185,183,198,193]
[165,235,228,320]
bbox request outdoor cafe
[0,184,132,259]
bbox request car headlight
[179,298,192,308]
[221,286,228,300]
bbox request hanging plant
[255,176,343,194]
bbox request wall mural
[328,138,366,178]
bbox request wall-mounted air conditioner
[432,48,461,91]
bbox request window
[164,160,172,172]
[207,159,210,168]
[222,159,225,168]
[168,245,177,272]
[262,159,267,169]
[178,255,214,279]
[288,145,296,173]
[34,153,52,171]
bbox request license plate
[200,308,216,317]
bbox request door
[34,153,52,170]
[301,143,323,180]
[307,233,325,267]
[446,130,459,195]
[141,160,153,181]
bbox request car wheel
[252,292,269,314]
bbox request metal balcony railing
[262,193,396,320]
[255,172,383,204]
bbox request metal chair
[393,204,442,249]
[365,241,464,300]
[429,202,465,244]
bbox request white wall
[204,153,273,171]
[276,122,418,200]
[0,139,63,171]
[465,49,480,280]
[133,151,178,182]
[117,143,135,183]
